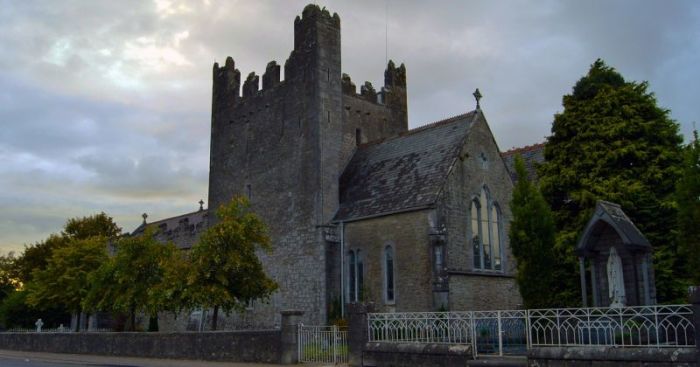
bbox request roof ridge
[358,110,476,149]
[403,110,476,136]
[502,142,545,156]
[145,208,208,226]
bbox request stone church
[136,4,525,330]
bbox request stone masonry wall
[343,210,434,313]
[437,111,522,310]
[207,5,342,328]
[205,4,408,329]
[0,331,281,363]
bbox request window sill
[447,269,514,278]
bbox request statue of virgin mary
[607,246,626,307]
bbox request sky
[1,0,698,255]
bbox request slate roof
[576,200,651,256]
[334,111,478,222]
[501,143,545,183]
[131,209,209,250]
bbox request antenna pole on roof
[473,88,482,110]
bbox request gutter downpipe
[340,221,345,318]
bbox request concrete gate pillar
[348,303,374,367]
[279,310,304,364]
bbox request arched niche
[575,201,655,307]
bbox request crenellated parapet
[340,60,408,129]
[360,82,377,103]
[285,4,340,81]
[385,60,406,89]
[242,72,259,98]
[262,61,281,89]
[342,73,356,95]
[212,56,241,108]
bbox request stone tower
[208,4,408,327]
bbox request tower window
[356,128,362,146]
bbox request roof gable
[132,209,209,249]
[576,201,651,255]
[501,143,545,183]
[334,111,478,221]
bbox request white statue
[607,247,626,307]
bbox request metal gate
[298,324,348,364]
[472,310,528,357]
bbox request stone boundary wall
[0,330,281,363]
[362,342,472,367]
[528,346,697,366]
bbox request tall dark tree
[676,130,700,285]
[539,59,685,304]
[509,156,560,308]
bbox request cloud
[0,0,698,253]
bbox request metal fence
[298,324,348,364]
[368,311,473,344]
[368,304,695,355]
[528,304,695,347]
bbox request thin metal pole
[497,311,503,356]
[525,310,531,349]
[333,325,338,364]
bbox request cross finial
[473,88,482,109]
[199,199,204,211]
[142,213,148,224]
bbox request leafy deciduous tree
[26,236,108,329]
[188,196,277,330]
[83,230,185,331]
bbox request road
[0,350,286,367]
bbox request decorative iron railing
[528,304,695,347]
[368,311,473,344]
[367,304,695,353]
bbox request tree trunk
[147,315,158,332]
[212,305,219,331]
[129,305,136,331]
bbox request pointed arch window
[347,249,364,302]
[384,245,395,304]
[471,187,503,271]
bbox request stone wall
[0,330,281,363]
[528,346,697,366]
[343,210,434,313]
[363,342,472,367]
[437,111,522,310]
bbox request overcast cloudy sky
[1,0,698,254]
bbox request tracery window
[471,187,502,271]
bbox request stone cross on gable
[35,318,43,332]
[199,199,205,211]
[473,88,482,109]
[142,213,148,224]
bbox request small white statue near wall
[607,247,626,307]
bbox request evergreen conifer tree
[509,156,560,308]
[676,130,700,285]
[539,59,685,304]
